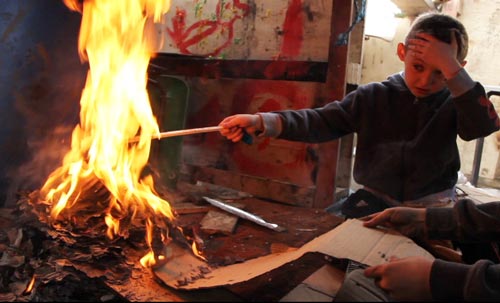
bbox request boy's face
[397,42,446,98]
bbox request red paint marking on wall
[230,141,315,186]
[231,81,309,114]
[221,80,315,184]
[256,138,270,151]
[167,8,186,50]
[280,0,304,59]
[258,98,282,112]
[264,62,288,79]
[166,0,250,57]
[263,61,311,80]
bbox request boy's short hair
[405,11,469,62]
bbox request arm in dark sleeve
[426,199,500,241]
[431,259,500,301]
[427,199,500,300]
[450,69,500,140]
[273,89,361,143]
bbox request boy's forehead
[408,28,452,43]
[406,55,424,64]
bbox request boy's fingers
[359,212,378,221]
[450,29,459,51]
[388,256,400,262]
[364,264,382,278]
[362,216,382,227]
[450,29,458,43]
[225,128,242,141]
[362,210,393,227]
[414,32,434,42]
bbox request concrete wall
[360,0,500,185]
[457,0,500,182]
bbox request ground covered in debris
[0,182,344,302]
[0,196,127,302]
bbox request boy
[218,12,500,218]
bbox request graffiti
[280,0,304,59]
[166,0,250,57]
[164,0,311,61]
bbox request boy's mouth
[413,87,430,96]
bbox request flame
[191,241,207,261]
[24,275,36,294]
[39,0,178,266]
[140,250,157,268]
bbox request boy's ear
[397,43,406,61]
[461,60,467,67]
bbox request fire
[23,275,36,295]
[39,0,181,266]
[140,250,157,268]
[191,241,206,261]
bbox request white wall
[457,1,500,182]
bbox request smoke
[0,0,86,207]
[4,125,73,207]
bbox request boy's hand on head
[407,31,463,79]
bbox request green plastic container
[148,75,189,189]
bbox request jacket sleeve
[426,199,500,301]
[267,88,365,143]
[450,69,500,141]
[426,199,500,241]
[430,259,500,301]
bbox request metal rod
[470,137,484,187]
[129,126,222,143]
[470,90,500,186]
[203,196,286,232]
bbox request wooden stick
[129,126,222,143]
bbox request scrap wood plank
[200,210,239,235]
[180,165,315,207]
[173,202,211,214]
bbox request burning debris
[0,179,344,301]
[34,0,194,275]
[0,177,184,301]
[0,184,240,301]
[0,191,129,302]
[0,0,210,298]
[0,183,205,301]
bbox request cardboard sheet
[154,219,434,290]
[457,184,500,204]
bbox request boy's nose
[418,72,436,87]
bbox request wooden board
[181,165,316,207]
[200,210,239,235]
